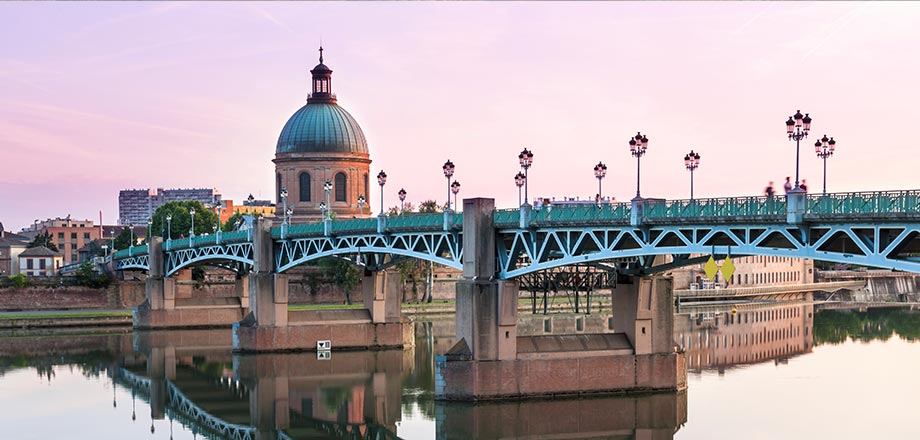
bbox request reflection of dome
[276,102,368,154]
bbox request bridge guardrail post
[323,218,332,236]
[519,203,532,228]
[786,190,805,224]
[443,210,452,231]
[377,214,386,234]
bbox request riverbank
[0,296,611,329]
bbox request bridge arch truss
[276,231,463,273]
[497,222,920,278]
[164,242,254,277]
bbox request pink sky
[2,2,919,230]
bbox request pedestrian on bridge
[765,182,775,197]
[783,177,793,194]
[801,179,809,193]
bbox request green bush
[7,273,28,288]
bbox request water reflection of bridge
[675,301,815,372]
[111,329,405,440]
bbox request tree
[149,201,221,241]
[113,227,134,250]
[27,232,58,252]
[223,212,244,232]
[418,200,441,213]
[74,261,112,288]
[318,258,362,305]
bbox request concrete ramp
[517,333,634,360]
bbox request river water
[0,305,918,439]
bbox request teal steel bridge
[114,190,920,278]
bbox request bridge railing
[113,245,148,260]
[806,190,920,215]
[536,203,631,224]
[386,212,450,230]
[644,196,787,219]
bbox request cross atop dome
[309,46,334,103]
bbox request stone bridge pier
[436,198,687,400]
[233,218,413,352]
[133,237,248,329]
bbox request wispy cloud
[242,3,295,35]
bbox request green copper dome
[276,102,368,154]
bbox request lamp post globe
[593,161,607,200]
[357,194,366,216]
[377,171,387,216]
[518,148,533,204]
[442,160,455,211]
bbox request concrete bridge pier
[435,198,686,401]
[134,237,247,329]
[234,218,412,352]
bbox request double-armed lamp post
[442,160,455,211]
[594,161,607,200]
[785,110,812,191]
[451,181,461,210]
[684,150,700,201]
[377,171,387,216]
[518,148,533,205]
[323,180,333,220]
[815,135,837,195]
[514,172,526,207]
[628,132,649,199]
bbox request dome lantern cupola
[309,46,335,104]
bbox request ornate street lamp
[286,208,293,226]
[377,170,387,216]
[323,180,333,220]
[514,172,526,207]
[215,205,222,243]
[247,193,255,205]
[442,160,455,211]
[518,148,533,204]
[398,188,407,214]
[684,150,701,201]
[593,161,607,200]
[146,218,152,246]
[189,207,196,248]
[280,187,288,224]
[628,132,649,199]
[451,181,461,210]
[357,194,366,216]
[815,135,836,195]
[128,224,134,255]
[318,201,327,221]
[165,214,172,250]
[785,110,812,191]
